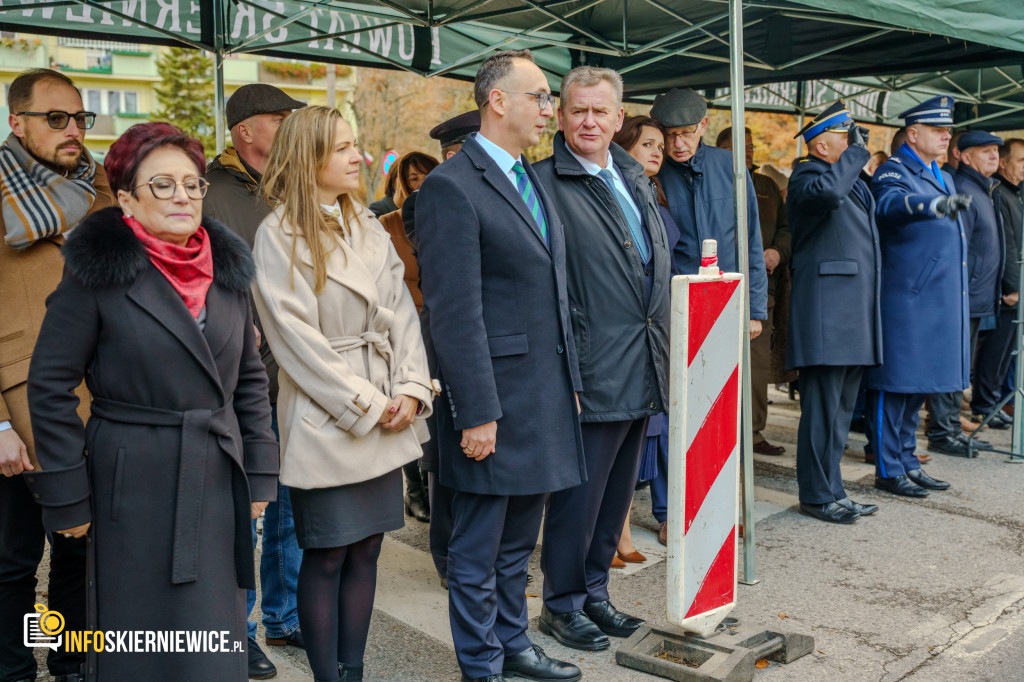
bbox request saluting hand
[462,421,497,461]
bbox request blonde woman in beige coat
[252,106,433,682]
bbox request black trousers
[927,318,979,442]
[541,418,647,613]
[795,365,863,504]
[0,473,86,680]
[972,308,1017,415]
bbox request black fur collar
[62,206,254,292]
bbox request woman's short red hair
[104,122,206,194]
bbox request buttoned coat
[533,135,671,422]
[786,146,882,369]
[869,145,969,393]
[954,163,1005,317]
[995,173,1023,310]
[0,165,113,465]
[25,207,278,681]
[252,204,434,491]
[415,134,586,496]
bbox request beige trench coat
[252,204,433,490]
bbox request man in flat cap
[651,88,768,328]
[204,82,306,679]
[953,131,1008,431]
[867,95,969,497]
[786,101,881,524]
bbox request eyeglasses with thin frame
[17,111,96,130]
[132,176,209,200]
[493,90,557,110]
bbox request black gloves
[847,125,870,149]
[931,194,973,218]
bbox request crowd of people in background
[1,45,1021,682]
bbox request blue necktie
[512,162,547,241]
[597,168,648,263]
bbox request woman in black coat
[25,122,278,681]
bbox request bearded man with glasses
[0,68,114,682]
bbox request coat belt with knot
[89,396,246,586]
[328,306,395,390]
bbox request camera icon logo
[24,603,64,651]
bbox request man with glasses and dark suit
[416,50,586,682]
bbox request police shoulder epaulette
[889,157,903,164]
[796,157,810,164]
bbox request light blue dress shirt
[564,140,641,223]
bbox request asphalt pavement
[31,386,1024,681]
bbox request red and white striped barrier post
[666,240,744,637]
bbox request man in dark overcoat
[415,50,586,682]
[533,66,670,650]
[867,96,970,497]
[786,101,882,524]
[951,132,1007,431]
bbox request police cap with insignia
[649,88,708,128]
[429,110,481,149]
[957,130,1004,151]
[794,100,853,144]
[899,95,955,126]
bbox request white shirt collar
[564,139,614,177]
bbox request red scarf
[124,214,214,319]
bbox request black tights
[297,533,384,681]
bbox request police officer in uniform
[787,101,882,523]
[867,96,970,497]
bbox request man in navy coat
[786,101,882,524]
[533,66,671,650]
[952,131,1006,432]
[867,96,971,497]
[416,50,586,682]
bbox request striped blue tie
[512,162,547,241]
[598,168,649,263]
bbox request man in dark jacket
[717,126,792,456]
[966,133,1024,425]
[651,87,768,329]
[203,82,306,679]
[974,139,1024,423]
[416,50,584,682]
[786,101,882,524]
[924,131,1005,456]
[533,66,670,650]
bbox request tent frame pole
[729,0,757,586]
[213,0,226,154]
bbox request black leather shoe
[836,497,878,515]
[266,626,304,649]
[874,475,929,497]
[404,488,430,523]
[798,502,859,524]
[537,606,609,651]
[53,674,85,682]
[956,432,993,451]
[928,436,970,456]
[906,468,950,490]
[248,637,278,679]
[503,644,582,681]
[973,412,1010,429]
[583,600,645,637]
[461,675,506,681]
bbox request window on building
[86,90,101,114]
[107,91,120,115]
[124,92,138,114]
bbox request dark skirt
[291,467,404,548]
